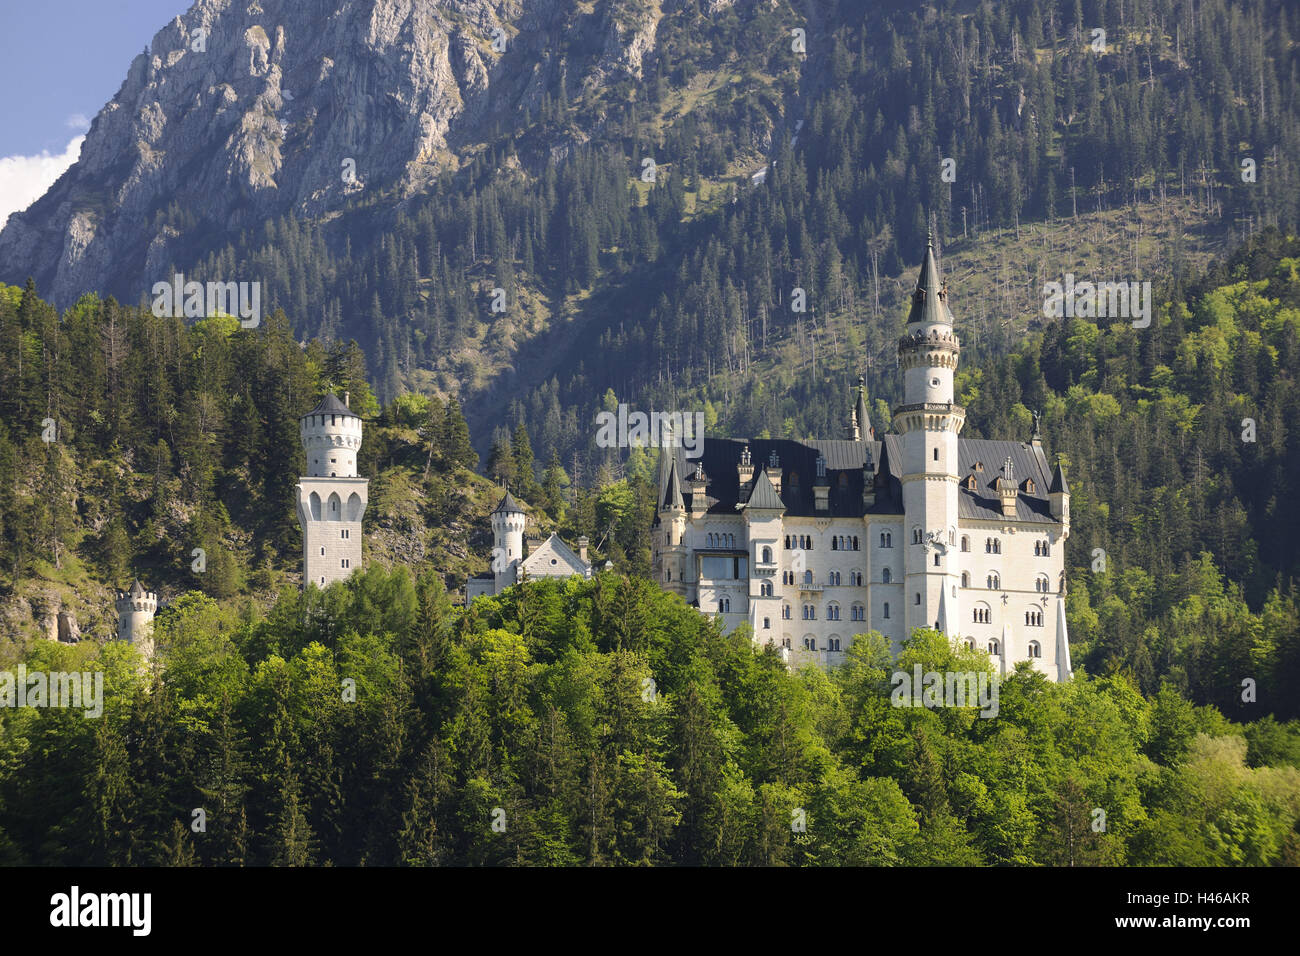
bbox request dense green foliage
[2,572,1298,865]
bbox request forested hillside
[2,573,1299,866]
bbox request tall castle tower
[115,580,157,659]
[894,235,965,637]
[490,491,526,591]
[296,392,368,589]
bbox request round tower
[301,391,363,477]
[491,490,526,590]
[115,579,157,658]
[296,391,368,589]
[894,235,964,638]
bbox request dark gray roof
[1049,460,1069,495]
[743,468,785,510]
[658,434,1060,523]
[661,437,903,517]
[305,392,357,419]
[492,490,525,515]
[662,457,685,510]
[956,440,1056,523]
[906,235,955,327]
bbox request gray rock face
[0,0,665,308]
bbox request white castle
[651,237,1073,680]
[296,392,368,588]
[115,579,157,659]
[467,491,593,601]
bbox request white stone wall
[299,477,367,588]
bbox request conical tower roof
[492,490,525,515]
[304,392,358,419]
[906,234,955,327]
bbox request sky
[0,0,190,227]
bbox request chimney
[737,445,754,487]
[344,390,350,408]
[578,535,589,565]
[764,450,781,494]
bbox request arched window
[967,639,976,650]
[880,532,892,548]
[784,535,791,549]
[828,603,840,621]
[760,580,773,597]
[1028,640,1041,658]
[832,537,839,550]
[987,572,1000,590]
[882,567,892,584]
[1035,574,1050,593]
[763,617,771,629]
[853,536,859,550]
[762,546,773,563]
[994,539,1002,555]
[961,571,970,588]
[829,570,841,586]
[883,602,890,619]
[851,603,865,621]
[961,535,970,552]
[912,527,923,544]
[988,639,1000,655]
[782,604,791,619]
[914,592,921,605]
[803,569,813,586]
[985,538,992,553]
[804,636,817,651]
[830,638,842,652]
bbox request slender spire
[662,457,685,511]
[855,375,872,440]
[906,232,954,328]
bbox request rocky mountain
[0,0,697,308]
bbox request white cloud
[0,135,85,230]
[66,113,90,131]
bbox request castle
[467,491,594,601]
[296,392,368,589]
[651,237,1073,681]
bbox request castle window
[988,639,1000,655]
[763,617,770,629]
[832,537,838,550]
[975,461,984,472]
[1025,609,1043,627]
[933,553,941,567]
[883,602,890,619]
[851,571,863,586]
[961,535,969,552]
[933,448,939,461]
[719,598,731,613]
[761,581,773,597]
[1028,640,1041,658]
[784,535,791,549]
[972,604,990,624]
[803,570,813,586]
[882,568,892,584]
[961,571,970,588]
[851,603,865,621]
[320,548,325,556]
[880,532,892,548]
[829,638,841,652]
[804,637,817,651]
[964,474,977,490]
[912,528,923,544]
[828,603,840,621]
[967,639,976,651]
[914,593,921,605]
[783,604,791,619]
[987,573,1001,590]
[762,546,773,563]
[341,559,349,569]
[853,536,859,550]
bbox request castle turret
[491,490,526,592]
[1049,457,1070,528]
[296,392,368,588]
[115,580,157,659]
[894,234,964,639]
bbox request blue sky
[0,0,190,224]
